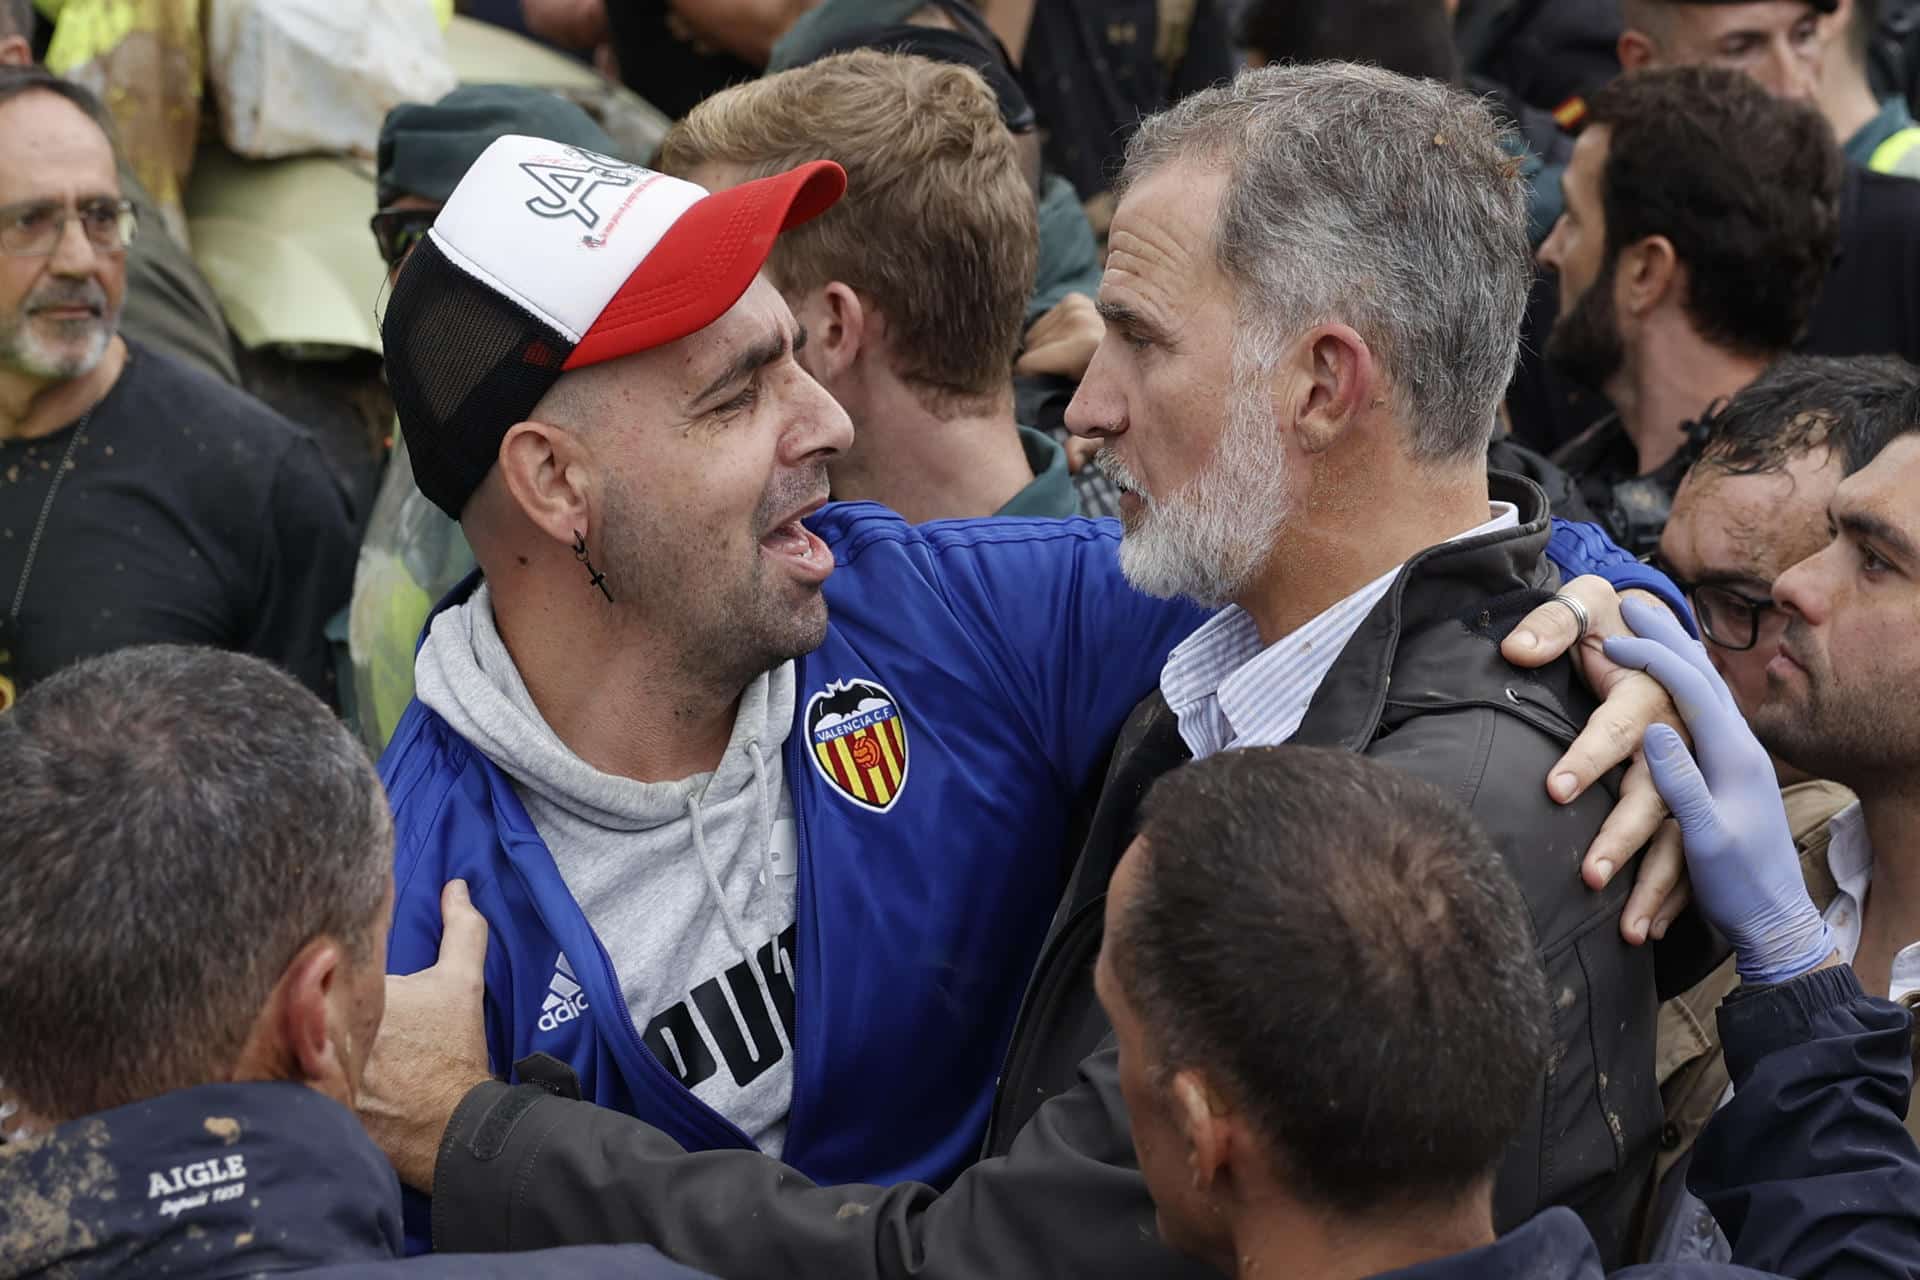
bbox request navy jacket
[1378,966,1920,1279]
[0,1080,710,1278]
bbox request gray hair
[1119,62,1531,462]
[0,0,30,40]
[0,646,392,1122]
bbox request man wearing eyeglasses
[1638,351,1920,1263]
[1655,355,1918,784]
[0,66,356,711]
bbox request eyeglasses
[370,207,436,268]
[1687,582,1778,652]
[1644,554,1777,652]
[0,198,137,257]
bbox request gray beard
[1101,378,1293,608]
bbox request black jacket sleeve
[1691,964,1920,1279]
[432,1040,1213,1280]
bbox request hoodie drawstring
[749,741,775,888]
[685,740,776,962]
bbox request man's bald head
[1618,0,1831,101]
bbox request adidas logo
[537,952,590,1033]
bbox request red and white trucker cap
[381,135,847,518]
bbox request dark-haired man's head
[1755,420,1920,790]
[1238,0,1461,81]
[1094,747,1549,1275]
[0,647,393,1131]
[1537,67,1840,398]
[1619,0,1835,100]
[1660,355,1920,759]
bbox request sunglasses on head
[370,207,437,268]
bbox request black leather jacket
[984,472,1659,1265]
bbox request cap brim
[563,160,847,369]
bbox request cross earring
[573,530,613,603]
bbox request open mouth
[759,497,833,585]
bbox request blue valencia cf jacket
[381,503,1685,1229]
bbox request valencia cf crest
[805,678,910,813]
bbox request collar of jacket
[1288,472,1568,754]
[0,1081,402,1278]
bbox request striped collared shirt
[1162,503,1520,759]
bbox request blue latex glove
[1602,596,1835,985]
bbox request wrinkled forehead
[1102,164,1234,312]
[0,91,119,204]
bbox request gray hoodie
[415,585,798,1155]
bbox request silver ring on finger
[1549,591,1591,641]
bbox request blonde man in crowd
[662,51,1083,522]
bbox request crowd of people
[7,1,1920,1278]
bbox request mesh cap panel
[383,236,572,519]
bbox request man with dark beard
[0,67,355,709]
[1748,428,1920,1010]
[1638,409,1920,1261]
[1539,67,1841,556]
